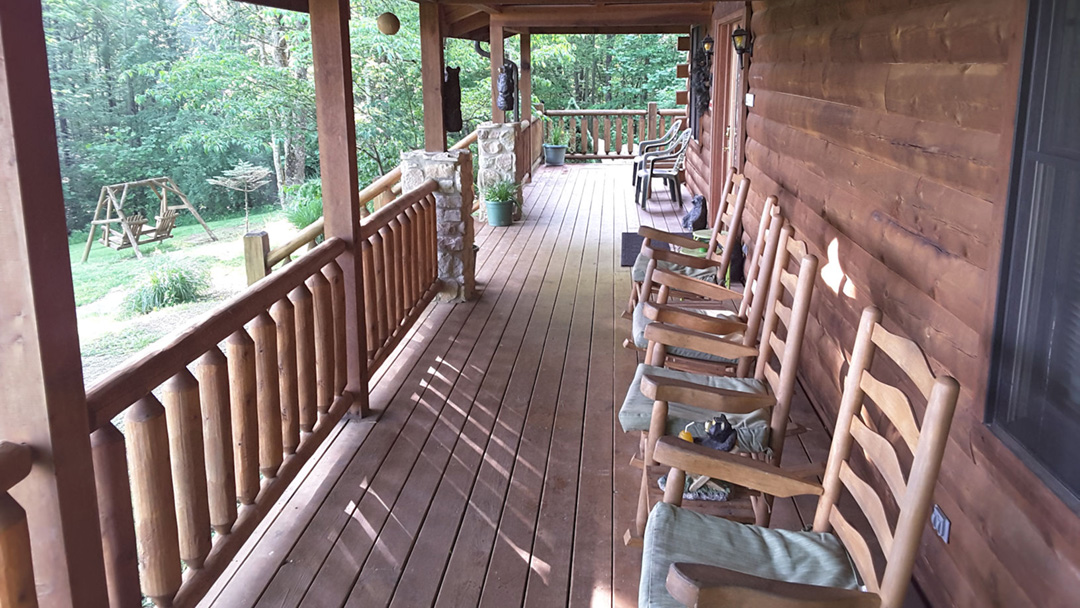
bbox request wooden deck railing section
[245,129,478,285]
[515,117,544,184]
[540,102,685,160]
[0,442,36,608]
[80,178,438,607]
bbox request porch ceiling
[235,0,716,41]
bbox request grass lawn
[73,207,306,384]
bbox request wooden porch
[197,162,839,608]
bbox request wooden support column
[489,19,505,123]
[309,0,370,416]
[520,31,531,123]
[0,1,110,606]
[419,1,446,151]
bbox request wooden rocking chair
[626,169,750,314]
[639,306,959,608]
[620,221,818,544]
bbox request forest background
[47,0,684,233]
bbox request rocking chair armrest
[643,247,723,271]
[637,226,706,251]
[653,436,825,499]
[642,302,747,336]
[643,322,757,360]
[649,267,742,303]
[666,563,880,608]
[640,374,775,415]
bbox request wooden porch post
[489,19,505,122]
[419,1,446,152]
[0,1,110,606]
[520,31,532,123]
[309,0,370,416]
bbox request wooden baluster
[251,313,282,479]
[424,198,436,285]
[380,225,397,332]
[390,221,405,326]
[323,261,347,397]
[627,116,635,153]
[401,208,417,310]
[309,271,335,420]
[370,232,389,349]
[615,116,623,155]
[289,285,318,433]
[568,116,576,153]
[557,117,564,149]
[226,329,259,505]
[91,424,141,608]
[125,395,181,607]
[161,370,211,570]
[271,298,300,455]
[194,348,236,534]
[596,116,604,154]
[361,241,379,360]
[0,494,36,608]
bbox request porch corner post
[520,31,532,123]
[400,150,476,303]
[309,0,370,416]
[0,1,110,606]
[489,19,506,123]
[419,1,446,152]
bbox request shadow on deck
[199,162,882,608]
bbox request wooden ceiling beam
[526,25,690,34]
[448,11,491,38]
[437,0,714,5]
[490,3,711,28]
[233,0,310,12]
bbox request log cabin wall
[738,0,1080,606]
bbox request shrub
[485,179,518,203]
[121,260,209,316]
[283,179,324,230]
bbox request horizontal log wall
[744,0,1080,606]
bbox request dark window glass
[990,0,1080,508]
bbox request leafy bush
[284,179,324,230]
[547,121,568,146]
[121,260,209,316]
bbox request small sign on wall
[745,93,756,107]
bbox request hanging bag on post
[497,60,516,112]
[443,66,463,133]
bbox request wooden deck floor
[199,162,858,608]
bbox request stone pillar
[400,149,476,302]
[477,121,519,222]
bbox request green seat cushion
[618,364,771,454]
[631,252,720,284]
[631,302,744,363]
[640,502,859,608]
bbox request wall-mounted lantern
[731,26,752,68]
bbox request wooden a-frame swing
[81,176,217,262]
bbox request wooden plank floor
[201,162,925,608]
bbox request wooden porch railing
[540,102,685,160]
[245,128,478,285]
[0,442,36,607]
[515,117,544,184]
[80,178,439,607]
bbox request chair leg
[674,175,684,207]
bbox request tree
[207,162,273,231]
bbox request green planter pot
[487,199,514,227]
[543,144,567,166]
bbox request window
[989,0,1080,509]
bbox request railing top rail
[0,442,32,493]
[543,109,648,116]
[359,179,439,240]
[263,128,478,268]
[659,108,685,115]
[85,237,347,430]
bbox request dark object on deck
[682,195,708,232]
[620,231,691,267]
[729,237,746,286]
[696,415,737,452]
[497,60,517,112]
[443,67,463,133]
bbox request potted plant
[543,121,568,166]
[485,179,519,227]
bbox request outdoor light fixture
[731,26,752,68]
[702,34,714,55]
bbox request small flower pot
[543,144,567,166]
[486,199,514,227]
